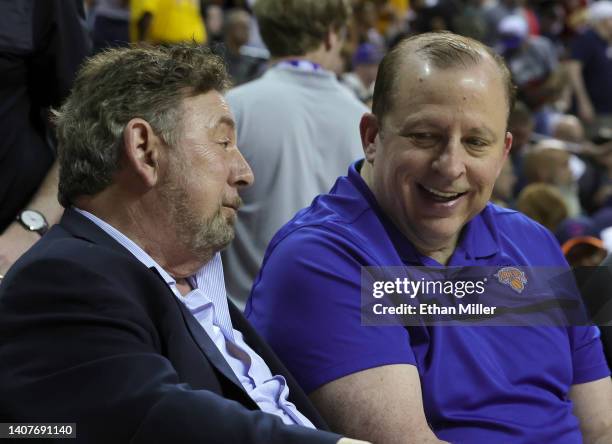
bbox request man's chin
[187,222,235,261]
[217,232,235,252]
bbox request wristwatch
[16,209,48,236]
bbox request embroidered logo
[494,267,527,293]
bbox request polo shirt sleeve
[246,226,416,394]
[569,326,611,385]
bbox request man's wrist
[15,209,49,236]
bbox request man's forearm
[590,423,612,444]
[0,161,62,275]
[21,160,62,225]
[566,60,592,109]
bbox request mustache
[224,196,243,210]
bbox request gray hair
[55,43,230,207]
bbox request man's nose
[431,137,466,180]
[230,148,254,188]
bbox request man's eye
[465,138,489,148]
[218,140,231,149]
[409,133,439,146]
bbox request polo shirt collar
[346,160,500,265]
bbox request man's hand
[337,438,372,444]
[0,222,40,277]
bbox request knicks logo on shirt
[494,267,527,293]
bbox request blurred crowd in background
[4,0,612,271]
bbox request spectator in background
[593,207,612,252]
[497,15,571,135]
[516,182,569,232]
[409,0,461,35]
[563,0,590,36]
[222,0,368,307]
[212,8,266,86]
[90,0,130,52]
[556,215,599,244]
[483,0,536,46]
[562,236,607,266]
[507,101,535,194]
[536,0,569,58]
[451,0,489,42]
[567,0,612,136]
[552,113,586,143]
[341,43,383,106]
[0,0,90,277]
[130,0,207,44]
[376,0,410,45]
[523,140,583,217]
[205,4,225,45]
[509,101,535,156]
[351,1,385,49]
[567,137,612,215]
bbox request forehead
[385,55,508,129]
[179,91,235,134]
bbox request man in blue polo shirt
[246,32,612,443]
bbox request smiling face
[160,91,254,262]
[363,55,512,257]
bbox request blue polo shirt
[247,161,610,443]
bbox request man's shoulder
[227,66,368,111]
[485,203,555,240]
[264,178,390,264]
[484,203,566,264]
[486,203,549,233]
[23,222,135,265]
[2,222,152,295]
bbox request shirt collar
[346,160,500,265]
[276,59,323,72]
[74,207,178,284]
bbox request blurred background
[3,0,612,269]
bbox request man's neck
[271,45,330,71]
[75,195,208,279]
[175,278,193,297]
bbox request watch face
[21,210,45,230]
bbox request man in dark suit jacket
[0,43,366,444]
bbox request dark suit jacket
[0,209,339,444]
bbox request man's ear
[360,113,380,163]
[495,131,514,178]
[503,131,513,161]
[324,28,334,51]
[122,118,163,188]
